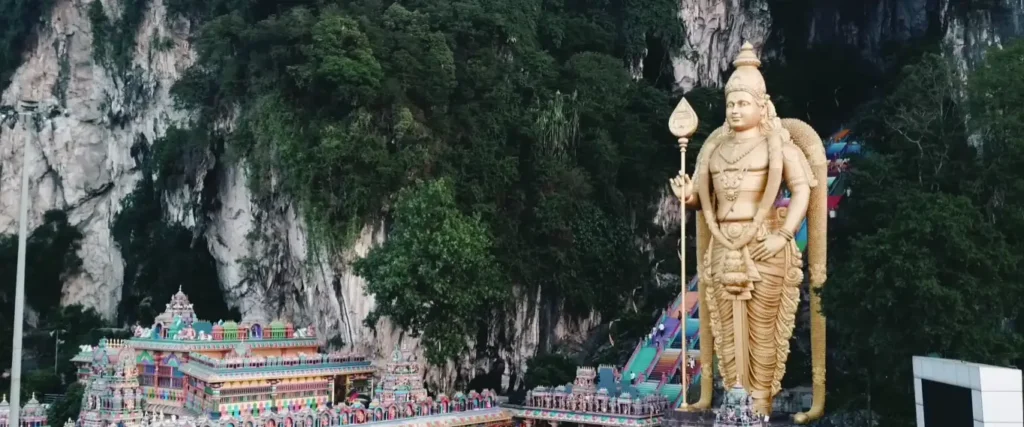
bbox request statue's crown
[724,42,767,99]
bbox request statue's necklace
[718,137,763,165]
[720,161,751,202]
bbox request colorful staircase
[624,346,657,379]
[661,383,683,403]
[635,380,659,397]
[648,348,681,381]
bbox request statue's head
[723,42,776,135]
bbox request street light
[9,98,39,427]
[50,329,66,376]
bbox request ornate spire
[724,41,767,100]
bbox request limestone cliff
[669,0,1024,93]
[0,0,602,391]
[1,0,1022,391]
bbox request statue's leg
[705,242,737,390]
[693,273,715,410]
[693,223,715,410]
[746,243,801,416]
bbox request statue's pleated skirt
[701,218,803,413]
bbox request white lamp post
[9,98,39,427]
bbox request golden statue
[669,42,828,423]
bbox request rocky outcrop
[672,0,773,91]
[0,0,191,317]
[671,0,1024,93]
[941,0,1024,83]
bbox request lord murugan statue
[669,43,827,423]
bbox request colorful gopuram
[77,339,146,427]
[0,393,48,427]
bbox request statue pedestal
[713,386,766,426]
[661,387,796,427]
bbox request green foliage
[87,0,151,71]
[289,12,384,107]
[27,305,115,385]
[0,210,83,311]
[823,52,1024,425]
[0,305,113,399]
[355,179,508,364]
[524,353,578,389]
[151,126,213,191]
[48,382,85,425]
[162,0,685,358]
[113,138,238,326]
[968,41,1024,249]
[21,369,61,399]
[0,0,56,88]
[0,212,102,398]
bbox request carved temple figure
[670,42,827,422]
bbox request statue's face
[726,91,762,132]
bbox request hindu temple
[70,290,513,427]
[0,393,48,427]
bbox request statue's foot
[793,407,824,424]
[676,394,712,411]
[752,397,772,417]
[687,396,712,411]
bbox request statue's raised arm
[670,42,829,423]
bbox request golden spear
[668,97,698,409]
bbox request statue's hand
[670,174,693,201]
[751,234,788,261]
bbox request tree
[823,53,1024,425]
[27,305,111,385]
[524,353,578,389]
[47,382,85,425]
[355,179,508,365]
[0,210,83,311]
[969,40,1024,253]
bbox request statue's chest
[708,142,769,174]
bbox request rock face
[941,0,1024,83]
[672,0,773,91]
[670,0,1024,92]
[2,0,1023,391]
[0,0,601,391]
[0,0,192,317]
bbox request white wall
[912,356,1023,427]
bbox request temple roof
[154,286,197,325]
[22,394,43,417]
[129,290,316,344]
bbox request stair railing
[644,342,665,378]
[656,373,669,391]
[665,347,684,380]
